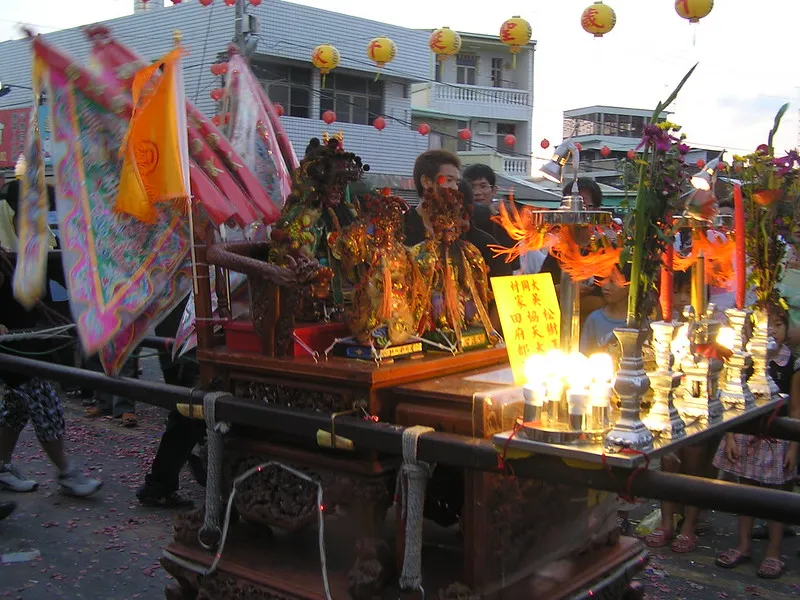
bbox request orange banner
[115,47,188,222]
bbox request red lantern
[626,149,636,160]
[717,162,727,171]
[458,128,472,141]
[373,116,386,131]
[210,88,224,101]
[600,145,611,158]
[199,0,212,5]
[695,159,705,169]
[417,123,431,136]
[224,0,236,5]
[322,110,336,125]
[503,134,516,147]
[212,115,221,126]
[274,103,285,117]
[575,142,583,151]
[210,63,228,76]
[540,138,550,149]
[249,0,262,5]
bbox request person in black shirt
[462,163,521,274]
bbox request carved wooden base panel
[242,380,355,414]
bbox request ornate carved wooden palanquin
[163,221,645,600]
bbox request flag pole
[173,29,200,299]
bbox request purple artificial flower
[678,143,690,155]
[773,150,799,177]
[756,144,770,154]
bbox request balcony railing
[433,83,530,107]
[458,151,530,177]
[502,156,530,175]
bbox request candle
[660,244,674,321]
[567,390,590,431]
[733,184,746,309]
[523,383,546,423]
[691,251,706,317]
[590,383,612,430]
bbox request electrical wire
[192,0,216,105]
[226,63,638,170]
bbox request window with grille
[319,73,384,126]
[456,53,477,86]
[253,62,311,119]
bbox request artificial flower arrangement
[733,104,800,309]
[621,65,696,326]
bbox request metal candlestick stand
[721,307,756,409]
[747,309,780,398]
[643,321,686,438]
[679,304,724,423]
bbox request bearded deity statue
[331,190,426,346]
[410,186,496,352]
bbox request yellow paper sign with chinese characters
[490,273,561,385]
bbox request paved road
[631,501,800,599]
[1,357,799,599]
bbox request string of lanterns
[202,1,715,142]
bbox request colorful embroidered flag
[28,36,190,356]
[225,53,293,216]
[12,56,51,310]
[115,47,188,223]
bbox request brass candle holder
[678,305,724,423]
[720,307,756,409]
[643,321,685,438]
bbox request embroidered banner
[32,37,189,355]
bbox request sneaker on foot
[0,464,39,492]
[59,469,102,497]
[136,485,194,509]
[0,501,16,521]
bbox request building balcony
[458,150,530,177]
[416,82,532,121]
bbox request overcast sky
[2,0,797,160]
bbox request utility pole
[233,0,258,59]
[234,0,245,53]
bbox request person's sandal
[671,533,697,553]
[644,528,674,548]
[715,548,751,569]
[756,557,786,579]
[121,413,137,428]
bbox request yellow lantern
[311,44,340,87]
[675,0,713,23]
[499,16,532,69]
[429,27,462,62]
[581,2,616,38]
[366,36,397,80]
